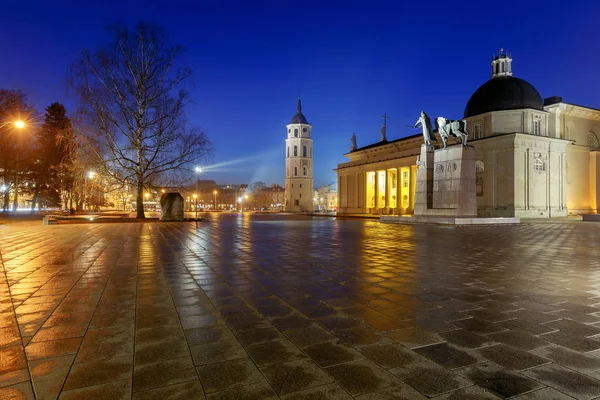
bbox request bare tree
[70,21,211,218]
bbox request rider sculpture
[435,117,469,148]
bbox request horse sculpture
[435,117,469,148]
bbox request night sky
[1,0,599,187]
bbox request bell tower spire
[297,97,302,113]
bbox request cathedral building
[336,49,600,218]
[285,98,314,212]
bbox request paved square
[1,215,600,399]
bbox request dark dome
[290,97,309,124]
[464,76,544,118]
[291,112,308,124]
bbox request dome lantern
[491,47,512,78]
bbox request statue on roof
[350,133,357,152]
[380,113,389,142]
[415,111,437,146]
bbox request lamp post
[213,190,218,211]
[244,195,249,212]
[4,120,26,214]
[193,194,198,221]
[85,171,95,211]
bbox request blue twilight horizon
[1,0,599,186]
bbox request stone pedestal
[160,193,184,222]
[414,144,477,218]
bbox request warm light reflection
[377,170,386,208]
[366,172,375,208]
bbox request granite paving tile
[477,343,550,370]
[261,358,333,395]
[58,379,131,400]
[132,380,206,400]
[414,342,480,369]
[190,338,247,366]
[522,363,600,400]
[389,358,472,397]
[486,329,549,350]
[325,359,411,396]
[197,357,265,393]
[458,361,544,398]
[133,356,197,392]
[0,382,35,400]
[280,383,352,400]
[358,342,418,369]
[511,387,576,399]
[540,330,600,352]
[386,327,445,349]
[135,338,190,365]
[303,341,364,367]
[206,381,277,400]
[531,344,600,378]
[284,324,336,347]
[429,386,502,399]
[440,329,496,349]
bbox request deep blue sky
[1,0,599,187]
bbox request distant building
[314,183,338,212]
[284,98,314,212]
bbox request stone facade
[336,52,600,218]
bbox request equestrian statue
[435,117,469,148]
[414,111,469,148]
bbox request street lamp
[213,190,218,211]
[244,195,249,212]
[5,120,26,213]
[85,171,95,211]
[193,194,198,221]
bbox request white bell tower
[284,97,314,212]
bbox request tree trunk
[136,184,145,219]
[31,192,37,214]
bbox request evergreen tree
[32,103,74,209]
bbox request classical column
[395,168,401,215]
[383,170,388,210]
[373,171,379,213]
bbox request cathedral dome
[464,76,544,118]
[290,97,309,124]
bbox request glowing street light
[193,193,198,221]
[6,119,26,213]
[213,190,218,211]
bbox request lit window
[533,120,540,136]
[294,146,297,156]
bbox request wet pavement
[1,214,600,399]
